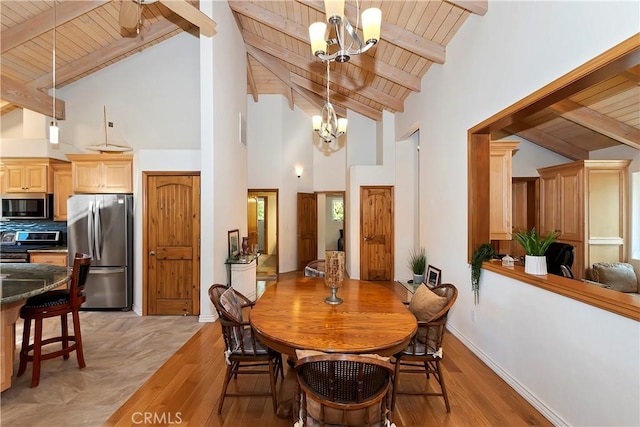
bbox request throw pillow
[219,288,243,322]
[591,262,638,293]
[408,285,448,343]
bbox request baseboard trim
[198,313,217,323]
[447,324,567,426]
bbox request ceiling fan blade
[119,0,139,29]
[158,0,216,37]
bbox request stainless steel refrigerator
[67,194,133,310]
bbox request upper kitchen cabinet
[67,154,133,194]
[538,159,631,279]
[2,160,47,193]
[489,141,519,240]
[0,158,68,194]
[51,162,72,221]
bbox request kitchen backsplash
[0,220,67,244]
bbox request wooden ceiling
[1,1,638,158]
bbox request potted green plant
[471,243,495,304]
[513,227,560,275]
[408,247,426,285]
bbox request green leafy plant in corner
[513,227,560,256]
[471,243,495,305]
[408,247,426,275]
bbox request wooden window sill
[482,261,640,322]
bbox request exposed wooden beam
[445,0,488,16]
[230,1,421,92]
[158,0,216,37]
[1,75,64,120]
[246,44,344,116]
[241,31,403,112]
[513,128,589,160]
[549,99,640,150]
[246,54,259,102]
[290,74,381,121]
[29,18,187,90]
[0,99,20,116]
[297,0,446,64]
[0,1,110,54]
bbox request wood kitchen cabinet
[29,252,67,267]
[51,163,72,221]
[1,161,48,193]
[538,160,630,279]
[489,141,519,240]
[0,158,70,194]
[67,154,133,193]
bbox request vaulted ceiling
[1,1,638,158]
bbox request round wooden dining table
[249,277,417,357]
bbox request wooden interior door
[247,196,258,252]
[297,192,317,271]
[360,186,393,281]
[146,174,200,315]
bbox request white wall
[57,32,200,151]
[206,0,249,320]
[509,137,572,177]
[395,136,417,282]
[247,95,313,273]
[395,1,640,425]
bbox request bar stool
[17,253,91,387]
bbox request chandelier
[308,0,381,63]
[312,61,347,145]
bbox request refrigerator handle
[94,200,102,261]
[87,201,94,260]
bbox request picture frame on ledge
[426,265,442,287]
[228,229,240,259]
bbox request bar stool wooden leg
[72,310,85,368]
[31,318,43,388]
[17,318,31,378]
[61,314,70,360]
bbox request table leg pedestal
[1,301,22,392]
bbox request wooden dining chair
[294,353,395,427]
[17,253,91,388]
[208,284,284,414]
[392,283,458,412]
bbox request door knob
[149,251,156,256]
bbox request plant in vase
[513,227,560,275]
[471,243,495,305]
[408,247,426,285]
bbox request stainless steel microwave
[1,193,53,220]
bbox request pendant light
[49,0,58,144]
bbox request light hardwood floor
[2,277,552,427]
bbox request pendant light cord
[52,0,56,122]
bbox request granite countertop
[27,246,68,254]
[1,263,70,305]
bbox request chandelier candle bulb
[362,8,381,43]
[338,118,348,133]
[312,115,322,131]
[325,0,345,23]
[309,22,328,55]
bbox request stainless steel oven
[0,230,61,263]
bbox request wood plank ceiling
[0,1,638,159]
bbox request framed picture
[426,265,442,287]
[228,229,240,258]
